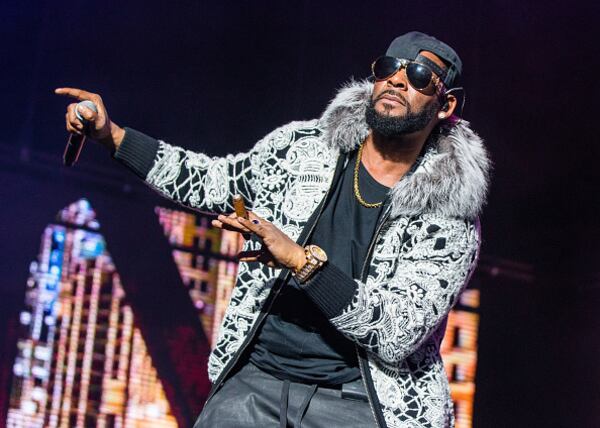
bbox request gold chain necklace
[354,143,383,208]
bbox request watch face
[309,245,328,262]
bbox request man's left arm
[213,212,480,365]
[301,216,481,366]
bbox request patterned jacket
[116,80,491,427]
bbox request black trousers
[194,362,377,428]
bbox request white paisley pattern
[143,80,490,427]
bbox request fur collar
[319,80,491,220]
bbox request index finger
[237,212,268,237]
[54,87,96,101]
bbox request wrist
[293,246,307,272]
[99,122,125,152]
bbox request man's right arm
[114,127,257,214]
[56,87,258,214]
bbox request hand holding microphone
[62,100,97,166]
[55,87,125,165]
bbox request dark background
[1,0,599,426]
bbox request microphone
[63,100,98,166]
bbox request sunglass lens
[372,56,400,80]
[406,63,432,90]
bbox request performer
[57,31,490,428]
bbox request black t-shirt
[249,150,390,385]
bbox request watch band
[294,245,327,283]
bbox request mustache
[374,90,408,106]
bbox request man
[57,31,490,428]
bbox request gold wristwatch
[294,244,328,283]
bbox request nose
[386,68,409,90]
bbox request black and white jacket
[116,80,491,428]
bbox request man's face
[366,50,446,137]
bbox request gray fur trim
[320,79,373,153]
[319,79,491,219]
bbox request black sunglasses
[371,56,443,95]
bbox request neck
[361,128,432,188]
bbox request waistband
[249,362,369,402]
[278,375,368,428]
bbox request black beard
[365,96,439,138]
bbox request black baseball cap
[386,31,462,87]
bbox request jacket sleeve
[300,215,480,365]
[114,126,268,214]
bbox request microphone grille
[75,100,98,122]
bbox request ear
[437,94,457,120]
